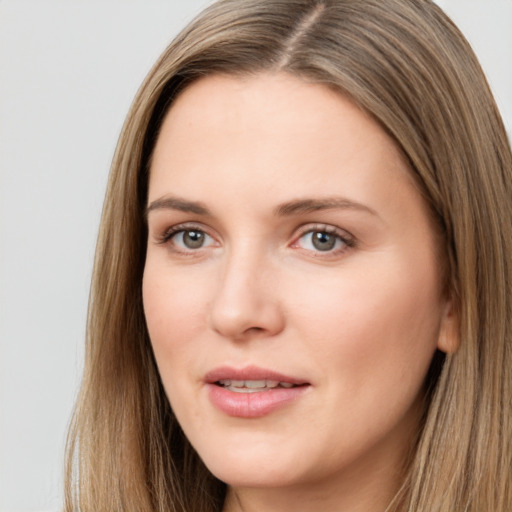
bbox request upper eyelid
[293,223,355,240]
[296,223,343,233]
[163,221,212,233]
[156,222,215,244]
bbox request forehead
[149,73,414,202]
[156,73,390,150]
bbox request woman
[65,0,512,511]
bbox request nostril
[230,326,266,342]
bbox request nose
[209,247,285,341]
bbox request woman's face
[143,73,455,502]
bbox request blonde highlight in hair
[65,1,512,510]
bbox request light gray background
[0,1,510,511]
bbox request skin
[142,73,457,512]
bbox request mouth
[215,379,302,393]
[205,365,309,390]
[204,366,310,418]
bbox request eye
[294,226,355,255]
[174,229,213,249]
[160,225,216,252]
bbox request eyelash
[156,222,356,257]
[157,223,216,253]
[292,224,356,256]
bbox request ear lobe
[436,299,460,354]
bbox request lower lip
[207,384,309,418]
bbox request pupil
[184,230,204,249]
[312,231,336,251]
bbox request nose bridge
[209,238,283,340]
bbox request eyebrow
[145,195,378,218]
[274,197,378,217]
[146,196,212,217]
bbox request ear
[436,298,460,354]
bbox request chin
[195,440,309,489]
[208,463,303,489]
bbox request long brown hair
[65,1,512,510]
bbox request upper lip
[204,365,309,386]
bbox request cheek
[142,262,210,372]
[290,252,443,393]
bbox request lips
[204,365,310,418]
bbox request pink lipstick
[204,365,310,418]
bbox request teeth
[230,387,266,393]
[245,380,266,389]
[217,379,296,391]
